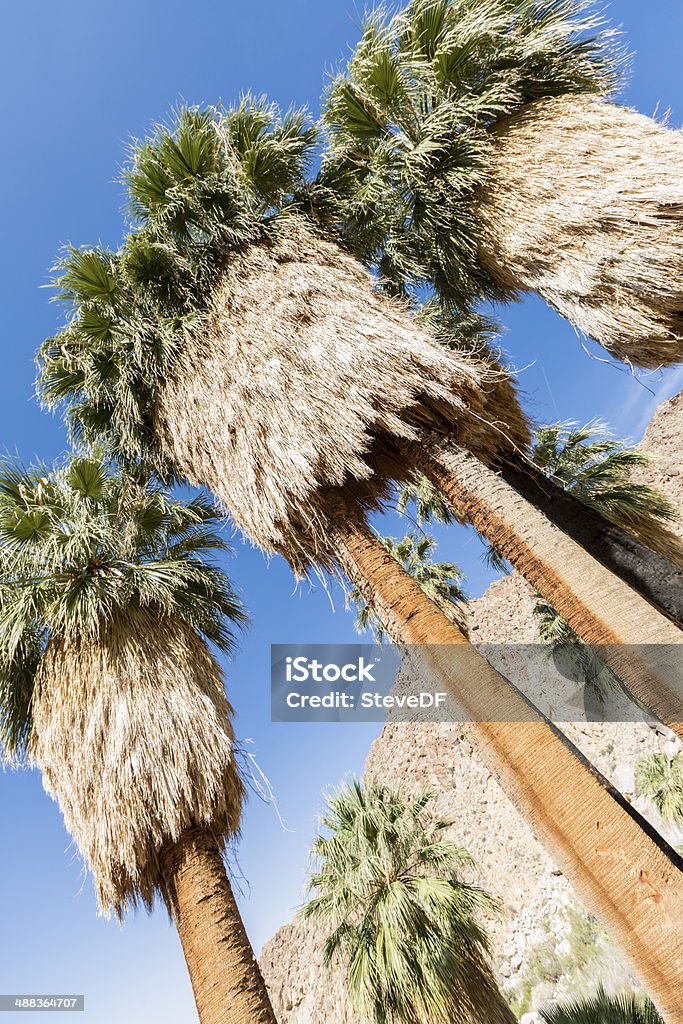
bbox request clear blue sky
[1,2,682,1021]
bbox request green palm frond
[541,986,662,1024]
[321,0,623,304]
[0,625,43,762]
[414,297,501,356]
[348,531,467,640]
[0,453,246,761]
[305,781,502,1024]
[397,474,460,528]
[634,753,683,828]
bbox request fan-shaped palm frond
[532,422,680,547]
[305,781,511,1024]
[541,986,662,1024]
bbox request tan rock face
[260,391,683,1022]
[633,389,683,542]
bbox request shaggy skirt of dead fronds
[155,220,530,573]
[477,95,683,368]
[29,606,243,918]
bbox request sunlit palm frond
[541,986,662,1024]
[531,421,683,565]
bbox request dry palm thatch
[30,606,242,917]
[155,219,530,574]
[477,95,683,368]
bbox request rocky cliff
[260,391,683,1023]
[634,389,683,542]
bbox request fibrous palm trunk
[409,440,683,739]
[461,954,517,1024]
[332,518,683,1024]
[162,829,277,1024]
[477,95,683,368]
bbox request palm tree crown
[0,453,246,914]
[305,780,509,1024]
[38,99,318,472]
[321,0,620,305]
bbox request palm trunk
[331,518,683,1024]
[408,439,683,739]
[161,828,277,1024]
[500,452,683,626]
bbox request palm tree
[39,100,683,712]
[305,781,515,1024]
[541,987,663,1024]
[635,754,683,831]
[322,0,683,369]
[0,454,276,1024]
[348,531,468,640]
[35,101,683,1016]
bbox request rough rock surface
[260,392,683,1023]
[633,389,683,541]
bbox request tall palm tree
[305,781,515,1024]
[36,101,683,1017]
[0,454,275,1024]
[348,531,468,640]
[527,423,683,720]
[400,413,683,727]
[322,0,683,369]
[541,987,663,1024]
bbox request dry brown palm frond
[29,605,243,918]
[477,95,683,368]
[155,219,530,573]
